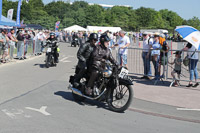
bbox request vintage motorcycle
[45,43,58,68]
[69,61,133,112]
[71,37,79,47]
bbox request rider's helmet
[89,33,98,41]
[100,34,110,45]
[50,32,55,37]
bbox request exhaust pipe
[68,84,106,100]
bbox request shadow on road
[34,63,46,68]
[130,75,200,91]
[54,91,114,112]
[130,75,172,87]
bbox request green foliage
[1,1,199,32]
[187,17,200,30]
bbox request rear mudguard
[119,78,133,85]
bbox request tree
[85,5,105,26]
[109,6,132,30]
[2,0,195,32]
[135,7,165,29]
[160,9,183,30]
[187,16,200,30]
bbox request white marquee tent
[87,26,121,33]
[63,25,87,32]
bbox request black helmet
[50,32,55,36]
[100,34,110,44]
[89,33,98,41]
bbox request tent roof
[0,15,16,26]
[25,24,44,30]
[87,26,121,33]
[63,25,87,31]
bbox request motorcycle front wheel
[107,83,133,112]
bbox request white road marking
[2,109,31,119]
[2,109,16,119]
[60,55,74,63]
[177,108,200,111]
[25,106,51,116]
[62,60,71,63]
[60,57,69,62]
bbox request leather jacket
[46,38,58,47]
[77,42,95,64]
[91,44,117,70]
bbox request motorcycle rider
[73,33,98,87]
[46,32,59,63]
[85,34,118,95]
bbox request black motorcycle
[69,61,133,112]
[71,37,79,47]
[45,43,57,68]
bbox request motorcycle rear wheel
[107,83,133,112]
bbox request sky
[13,0,200,20]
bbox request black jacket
[46,38,58,47]
[91,44,117,70]
[77,42,95,63]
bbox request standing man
[0,30,8,62]
[150,33,161,80]
[7,29,18,60]
[113,30,130,69]
[141,32,153,79]
[34,31,46,55]
[16,30,25,60]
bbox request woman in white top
[182,42,199,87]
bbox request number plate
[119,68,129,78]
[47,48,51,52]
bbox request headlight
[103,69,112,78]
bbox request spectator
[182,42,199,87]
[2,30,10,63]
[34,31,46,55]
[141,32,153,80]
[150,33,161,80]
[16,30,25,60]
[114,30,130,69]
[7,29,18,60]
[159,34,170,76]
[78,31,83,46]
[0,30,8,63]
[24,30,31,59]
[108,32,114,52]
[170,51,182,87]
[62,31,66,42]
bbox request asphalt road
[0,43,199,133]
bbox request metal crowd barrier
[111,46,200,86]
[8,39,35,60]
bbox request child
[170,51,182,86]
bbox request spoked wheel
[107,83,133,112]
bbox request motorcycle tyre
[107,84,133,113]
